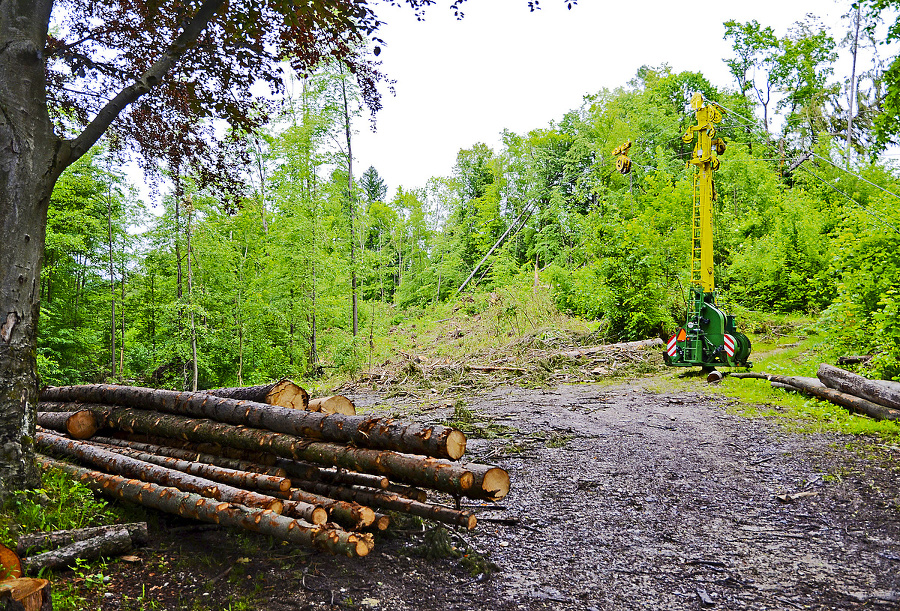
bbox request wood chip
[776,491,820,503]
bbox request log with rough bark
[22,527,132,573]
[0,578,51,611]
[41,385,466,460]
[308,395,356,415]
[293,480,477,530]
[35,410,104,439]
[206,379,309,410]
[817,363,900,410]
[0,546,21,580]
[371,513,391,531]
[274,460,389,489]
[35,432,284,513]
[273,489,375,529]
[89,436,288,477]
[383,483,428,503]
[98,407,495,498]
[837,355,872,365]
[85,441,291,493]
[110,433,281,467]
[37,455,372,557]
[16,523,148,557]
[558,337,664,359]
[279,500,328,525]
[730,371,900,421]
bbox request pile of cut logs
[34,380,510,558]
[730,363,900,422]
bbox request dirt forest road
[334,381,900,611]
[100,379,900,611]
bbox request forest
[36,6,900,392]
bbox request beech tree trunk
[41,384,466,460]
[37,455,372,556]
[23,527,132,572]
[35,432,284,513]
[206,379,309,410]
[817,363,900,410]
[0,1,58,501]
[16,523,148,557]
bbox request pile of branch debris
[730,363,900,422]
[34,380,510,558]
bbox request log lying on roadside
[38,455,372,557]
[35,409,104,439]
[16,523,148,557]
[308,395,356,415]
[41,385,466,460]
[817,363,900,410]
[98,407,503,499]
[36,432,285,513]
[206,379,309,411]
[23,528,132,573]
[730,371,900,421]
[274,459,389,490]
[273,489,375,530]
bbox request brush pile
[730,363,900,422]
[35,381,509,558]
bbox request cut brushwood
[308,395,356,415]
[817,363,900,410]
[36,432,284,513]
[22,527,132,573]
[37,455,372,557]
[206,379,309,410]
[16,523,148,557]
[41,385,466,460]
[558,338,664,359]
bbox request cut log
[41,384,466,460]
[0,546,21,580]
[817,363,900,410]
[383,483,428,503]
[37,455,372,557]
[308,395,356,415]
[734,372,900,422]
[16,523,148,557]
[274,460,389,489]
[460,463,510,502]
[22,527,132,573]
[272,489,375,529]
[98,408,488,498]
[88,436,288,477]
[35,432,284,513]
[371,513,391,531]
[110,433,281,467]
[293,480,477,530]
[206,379,309,410]
[84,442,291,493]
[279,500,328,525]
[0,578,51,611]
[35,410,104,439]
[836,355,872,365]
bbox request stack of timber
[36,383,509,558]
[730,363,900,422]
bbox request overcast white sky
[352,0,862,198]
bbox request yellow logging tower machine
[669,93,751,370]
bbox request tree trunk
[87,434,288,477]
[41,384,466,460]
[0,577,51,611]
[206,379,309,410]
[307,395,355,415]
[17,523,149,557]
[35,432,284,513]
[279,499,328,525]
[817,363,900,411]
[0,0,58,502]
[274,459,389,489]
[109,432,281,467]
[293,479,476,530]
[273,488,375,530]
[23,528,132,573]
[37,455,372,556]
[36,410,104,439]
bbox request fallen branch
[23,527,132,573]
[16,523,148,557]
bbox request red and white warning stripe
[666,334,678,357]
[723,334,736,357]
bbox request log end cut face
[480,467,510,501]
[445,430,467,461]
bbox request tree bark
[84,441,291,493]
[41,384,466,460]
[16,523,148,557]
[37,455,372,556]
[206,379,309,410]
[293,479,476,530]
[88,435,288,477]
[817,363,900,410]
[308,395,355,415]
[280,499,328,525]
[35,432,284,513]
[274,460,389,489]
[273,488,374,530]
[23,528,132,572]
[109,432,281,467]
[36,409,105,439]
